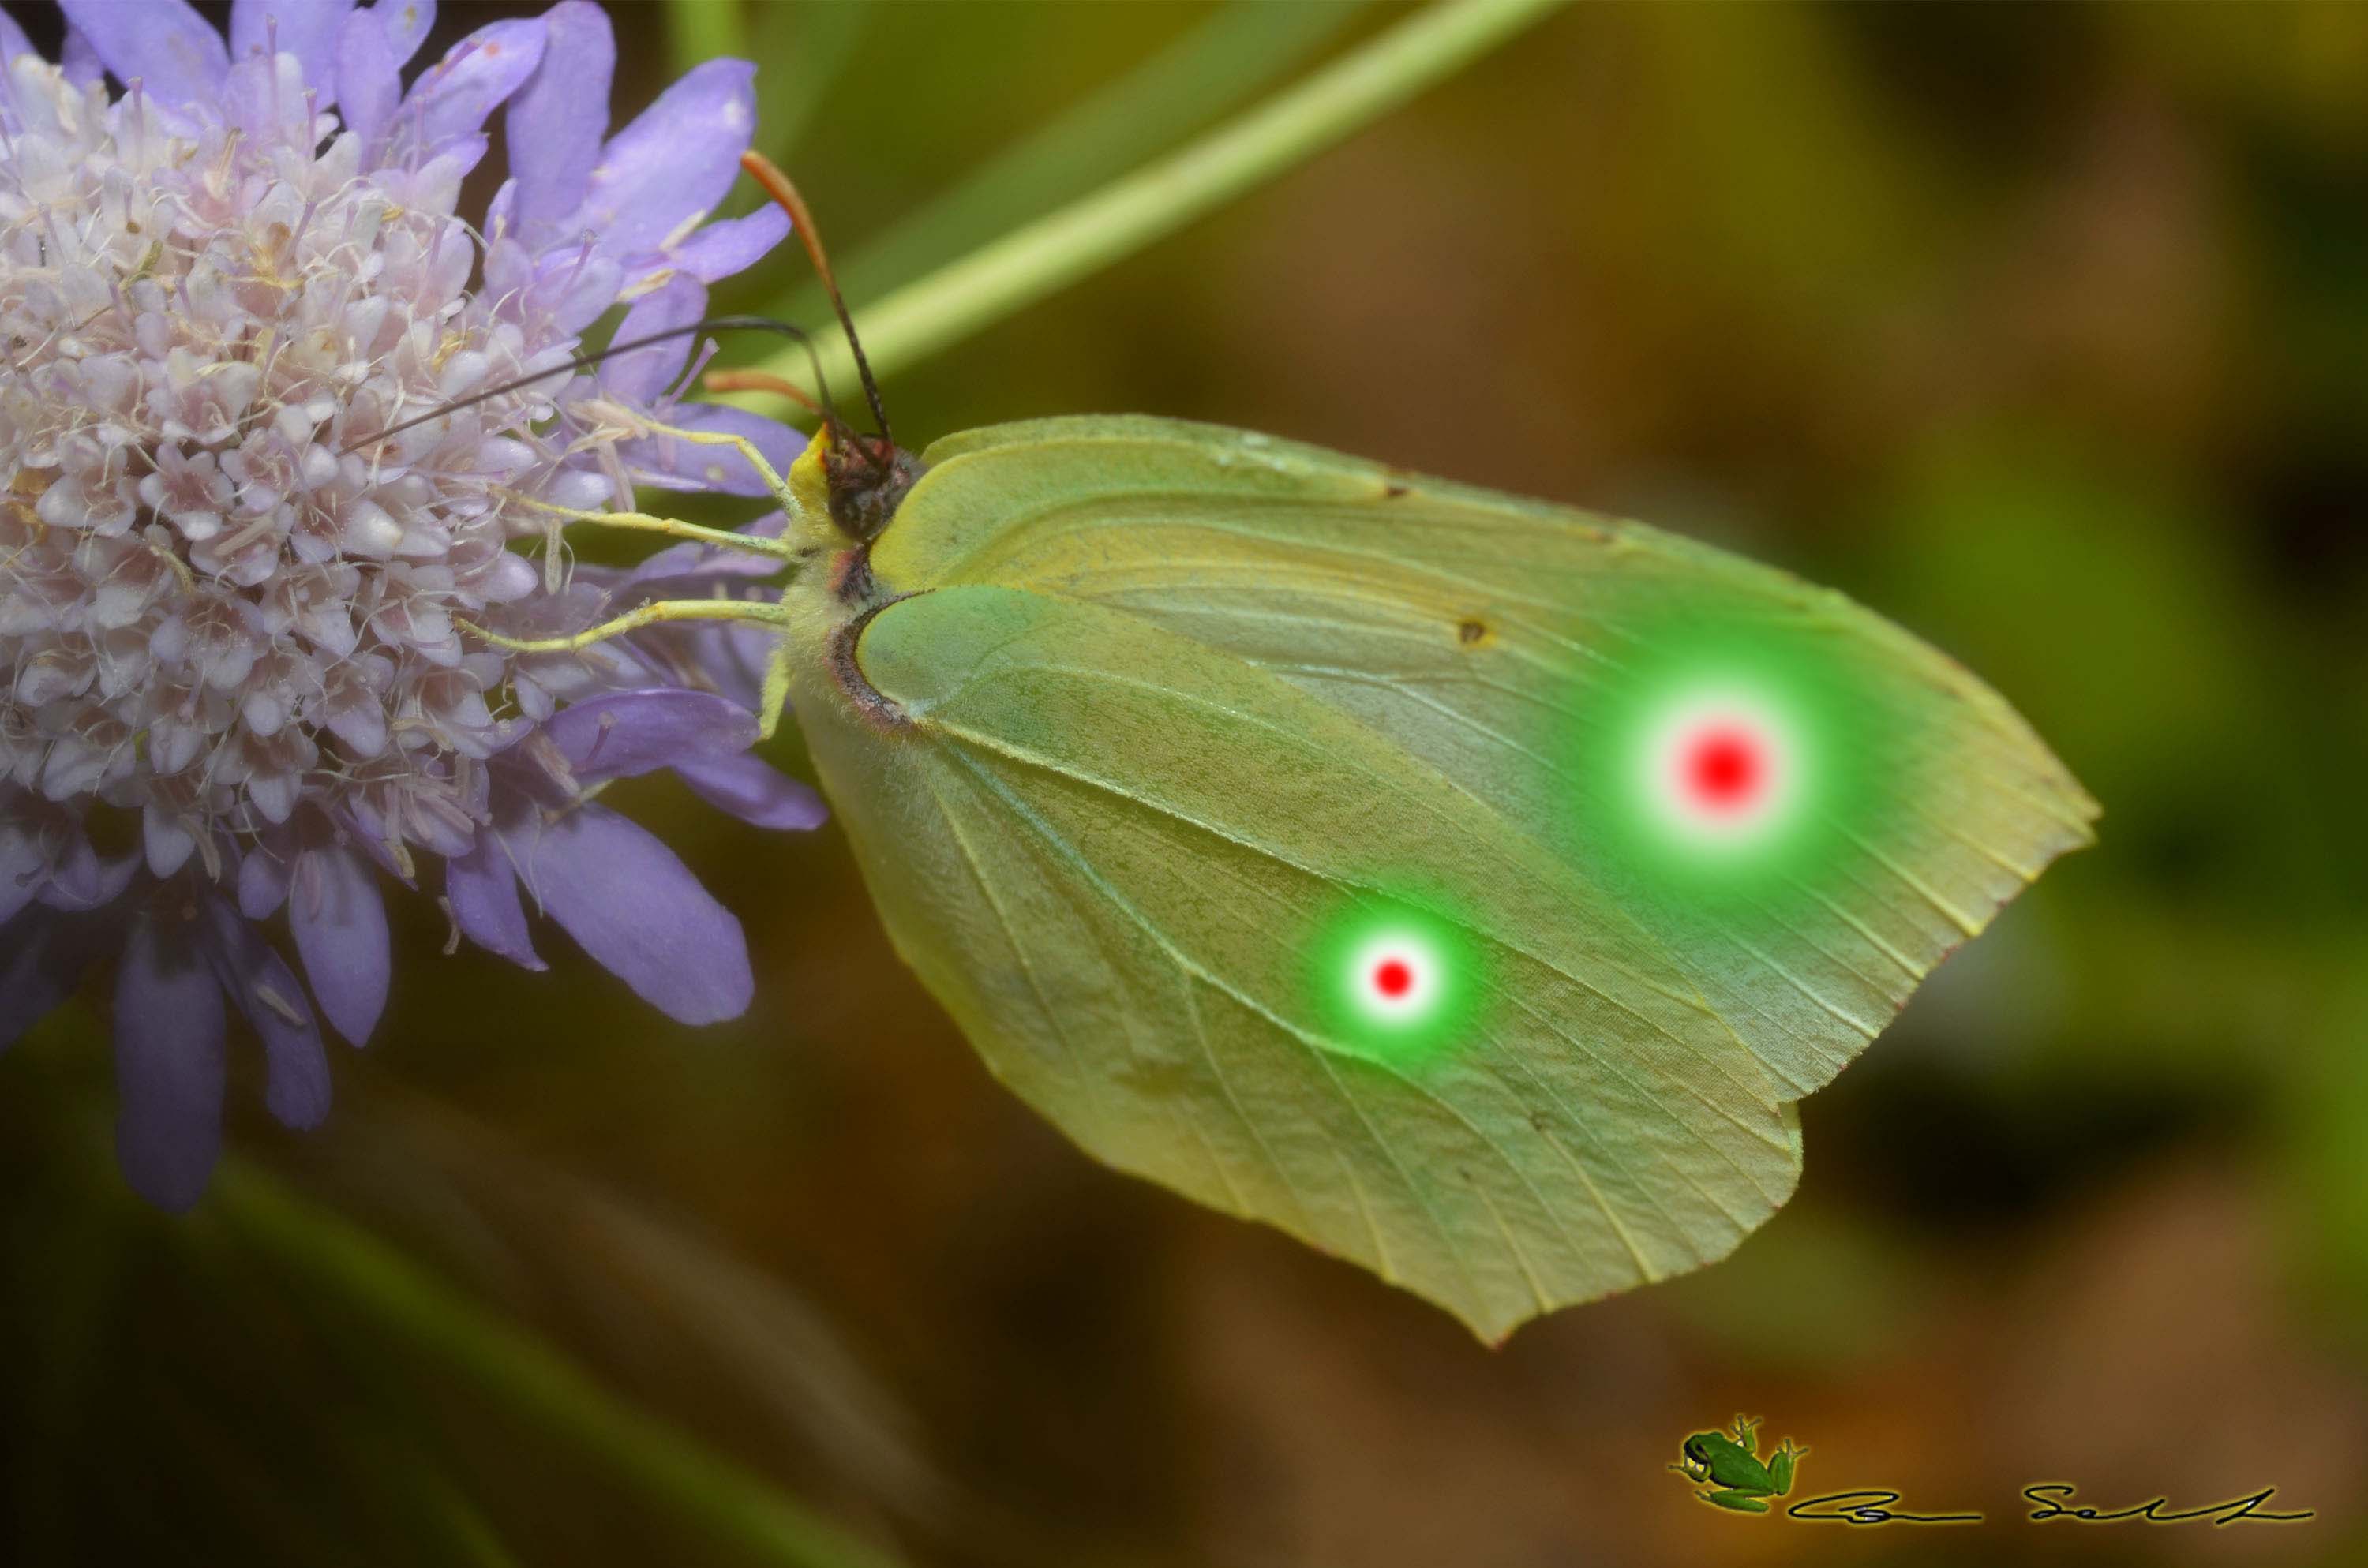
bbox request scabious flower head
[0,0,822,1207]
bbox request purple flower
[0,0,825,1208]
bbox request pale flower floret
[0,0,822,1209]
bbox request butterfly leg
[631,418,799,516]
[498,490,800,565]
[754,627,796,743]
[458,597,792,658]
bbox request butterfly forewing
[789,415,2090,1337]
[871,417,2098,1099]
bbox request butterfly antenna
[341,316,837,456]
[739,150,894,452]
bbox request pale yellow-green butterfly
[499,155,2095,1341]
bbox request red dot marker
[1373,958,1414,999]
[1685,727,1763,814]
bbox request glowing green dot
[1561,606,1898,913]
[1308,895,1484,1068]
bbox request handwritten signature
[1784,1490,1981,1525]
[1770,1483,2317,1528]
[2024,1484,2314,1526]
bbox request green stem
[212,1162,907,1568]
[735,0,1568,405]
[791,0,1376,317]
[747,2,871,161]
[664,0,747,79]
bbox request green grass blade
[212,1162,908,1568]
[785,0,1375,317]
[665,0,748,78]
[733,0,1568,406]
[751,1,874,161]
[400,1456,529,1568]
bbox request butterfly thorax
[785,425,926,597]
[781,425,924,732]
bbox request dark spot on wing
[1458,618,1492,646]
[1383,481,1411,500]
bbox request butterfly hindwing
[794,582,1799,1338]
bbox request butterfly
[497,154,2096,1341]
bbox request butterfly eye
[822,432,927,544]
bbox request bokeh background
[6,2,2366,1565]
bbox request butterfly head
[732,152,923,550]
[822,427,926,544]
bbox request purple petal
[200,898,331,1131]
[672,621,774,713]
[600,273,706,404]
[620,545,785,593]
[333,6,399,147]
[59,0,230,107]
[2,908,99,1053]
[506,0,613,234]
[570,58,757,261]
[38,829,98,906]
[624,405,800,497]
[0,9,35,65]
[395,17,545,161]
[331,807,429,881]
[606,511,789,595]
[444,832,544,971]
[675,753,828,832]
[545,688,758,784]
[59,25,102,88]
[516,804,751,1025]
[0,822,41,926]
[289,844,390,1047]
[37,843,138,912]
[514,240,626,336]
[667,205,792,285]
[239,836,295,919]
[229,0,354,99]
[146,805,206,879]
[224,47,317,143]
[364,0,435,66]
[616,541,716,588]
[114,915,227,1211]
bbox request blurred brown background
[6,3,2366,1565]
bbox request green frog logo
[1669,1415,1807,1514]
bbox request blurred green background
[6,2,2366,1564]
